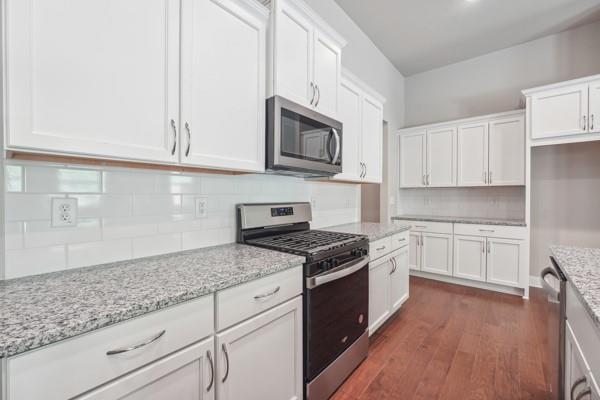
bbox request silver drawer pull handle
[479,229,495,233]
[571,376,587,399]
[206,350,214,392]
[221,343,230,383]
[575,387,592,400]
[185,122,191,157]
[414,225,427,229]
[170,120,177,155]
[397,238,406,242]
[106,330,166,356]
[376,245,386,251]
[254,286,280,300]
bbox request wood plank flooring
[331,276,556,400]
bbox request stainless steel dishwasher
[541,257,568,400]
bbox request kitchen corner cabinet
[5,0,267,173]
[269,0,344,119]
[334,72,385,183]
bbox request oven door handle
[307,256,369,289]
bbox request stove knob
[320,261,331,271]
[331,259,339,268]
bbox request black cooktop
[246,230,366,257]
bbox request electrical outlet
[51,198,78,227]
[195,197,208,218]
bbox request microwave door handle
[325,130,334,161]
[331,128,341,165]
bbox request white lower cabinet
[216,297,303,400]
[485,237,522,287]
[408,232,422,271]
[368,245,409,336]
[565,321,600,400]
[421,233,453,276]
[453,235,486,282]
[78,337,215,400]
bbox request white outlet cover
[195,197,208,218]
[52,198,78,227]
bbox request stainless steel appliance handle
[331,128,341,165]
[185,122,191,157]
[106,330,166,356]
[571,376,587,399]
[307,256,369,289]
[221,343,230,383]
[540,266,560,298]
[170,119,177,155]
[206,350,214,392]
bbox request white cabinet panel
[486,238,522,287]
[488,116,525,185]
[6,0,180,163]
[589,80,600,134]
[216,297,303,400]
[531,84,588,139]
[180,0,266,172]
[457,122,488,186]
[361,96,384,183]
[390,247,409,312]
[336,78,362,181]
[421,233,453,276]
[399,132,426,188]
[313,30,341,119]
[453,235,486,282]
[368,257,392,335]
[78,338,215,400]
[565,322,592,400]
[408,232,421,271]
[427,127,456,187]
[273,2,314,107]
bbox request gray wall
[405,20,600,126]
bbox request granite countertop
[324,222,411,241]
[0,244,305,358]
[551,246,600,332]
[392,214,527,227]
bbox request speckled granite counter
[551,246,600,331]
[324,222,411,241]
[0,244,304,358]
[392,214,527,227]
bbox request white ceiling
[335,0,600,76]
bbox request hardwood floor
[331,276,556,400]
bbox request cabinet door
[408,232,421,271]
[399,131,427,188]
[488,115,525,186]
[273,1,314,107]
[78,338,215,400]
[217,297,303,400]
[427,127,457,187]
[421,233,453,276]
[457,122,489,186]
[335,78,362,181]
[361,95,384,183]
[5,0,180,163]
[453,235,486,282]
[589,80,600,134]
[390,247,409,313]
[565,322,592,400]
[180,0,266,172]
[313,30,341,119]
[531,84,589,139]
[486,238,522,287]
[368,256,392,335]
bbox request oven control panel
[271,206,294,217]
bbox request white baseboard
[410,270,525,297]
[529,275,542,288]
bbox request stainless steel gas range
[237,202,369,400]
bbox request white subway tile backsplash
[68,239,132,269]
[6,245,66,279]
[4,162,361,278]
[132,233,182,258]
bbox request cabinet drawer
[391,231,409,251]
[7,295,214,400]
[454,223,527,239]
[216,266,302,331]
[370,236,392,261]
[567,283,600,378]
[406,220,453,235]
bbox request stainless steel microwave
[266,96,343,177]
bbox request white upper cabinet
[589,79,600,134]
[5,0,181,163]
[457,122,489,187]
[180,0,267,172]
[361,95,384,183]
[399,131,426,188]
[427,127,456,187]
[530,84,589,139]
[488,115,525,185]
[270,0,345,119]
[334,71,385,183]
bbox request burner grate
[247,230,365,256]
